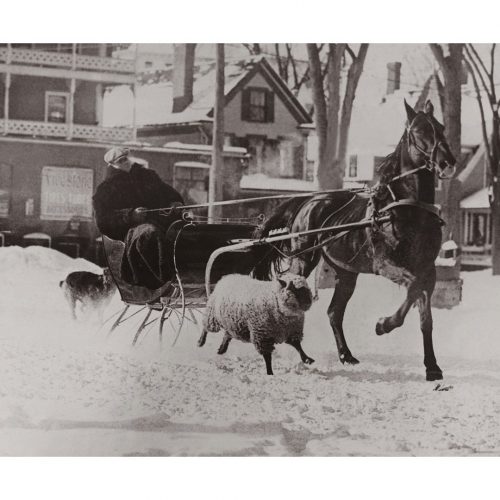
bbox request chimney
[386,61,402,95]
[172,44,196,113]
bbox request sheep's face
[277,274,313,312]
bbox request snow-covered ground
[0,246,499,456]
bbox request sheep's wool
[204,273,312,354]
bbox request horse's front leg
[417,269,443,381]
[375,278,423,336]
[327,269,360,365]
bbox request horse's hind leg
[375,279,423,336]
[327,269,359,365]
[417,271,442,381]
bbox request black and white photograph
[1,3,500,494]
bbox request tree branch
[465,44,494,109]
[307,43,327,144]
[464,56,493,172]
[429,43,446,70]
[468,43,490,90]
[490,44,497,103]
[345,44,356,61]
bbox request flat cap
[104,147,130,166]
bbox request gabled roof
[460,187,490,209]
[138,56,312,128]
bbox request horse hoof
[426,370,443,381]
[340,353,359,365]
[375,319,387,336]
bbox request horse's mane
[252,196,308,239]
[376,133,405,185]
[252,196,310,279]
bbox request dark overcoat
[92,164,184,289]
[93,163,184,241]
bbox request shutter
[265,89,274,123]
[241,88,251,121]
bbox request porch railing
[0,119,134,142]
[0,47,134,74]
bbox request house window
[241,87,274,123]
[0,164,12,218]
[348,155,358,178]
[45,92,70,123]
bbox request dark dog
[60,268,116,320]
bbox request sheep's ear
[404,99,417,123]
[277,278,287,288]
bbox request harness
[273,113,447,272]
[378,113,445,221]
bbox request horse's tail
[252,197,306,280]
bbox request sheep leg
[197,328,208,347]
[286,338,315,365]
[260,351,273,375]
[217,333,232,354]
[255,338,275,375]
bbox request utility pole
[208,43,225,220]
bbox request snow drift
[0,246,499,456]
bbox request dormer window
[241,87,274,123]
[45,92,69,123]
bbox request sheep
[198,273,314,375]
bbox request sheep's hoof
[303,356,315,365]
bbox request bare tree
[307,43,369,189]
[429,44,464,243]
[464,43,500,274]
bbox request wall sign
[41,166,93,221]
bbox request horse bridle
[379,113,445,221]
[388,113,442,188]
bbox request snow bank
[0,246,499,456]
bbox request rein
[379,113,443,219]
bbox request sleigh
[101,190,391,346]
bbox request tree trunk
[337,44,369,182]
[307,43,368,190]
[430,43,463,244]
[490,114,500,274]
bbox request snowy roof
[458,144,485,183]
[348,74,484,156]
[240,173,317,192]
[460,187,490,209]
[164,141,248,156]
[127,57,311,128]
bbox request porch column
[95,44,106,126]
[67,78,76,140]
[67,44,77,140]
[3,44,12,135]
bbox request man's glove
[130,207,148,225]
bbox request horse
[253,100,456,381]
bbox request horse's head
[404,100,456,179]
